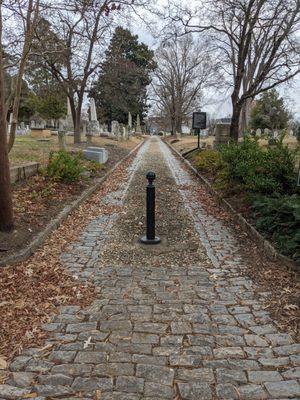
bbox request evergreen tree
[249,89,290,131]
[91,27,156,125]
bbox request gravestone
[8,112,13,134]
[264,128,270,137]
[83,147,108,164]
[128,112,132,134]
[256,128,262,137]
[58,120,67,151]
[123,126,128,140]
[66,98,74,133]
[214,123,230,147]
[87,98,100,135]
[111,121,119,136]
[135,115,142,135]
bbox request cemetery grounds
[0,136,300,399]
[0,135,141,262]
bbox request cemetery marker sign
[192,112,207,130]
[192,112,207,149]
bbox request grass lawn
[169,135,299,154]
[168,135,299,169]
[9,134,142,167]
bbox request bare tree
[168,0,300,140]
[0,4,13,231]
[0,0,41,231]
[33,0,145,144]
[4,0,40,152]
[152,34,219,135]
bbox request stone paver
[3,137,300,399]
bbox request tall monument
[66,98,74,132]
[135,114,142,134]
[87,98,100,135]
[128,112,132,130]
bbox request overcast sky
[127,7,300,120]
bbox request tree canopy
[249,90,290,131]
[90,26,156,125]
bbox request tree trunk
[74,109,82,144]
[239,98,252,135]
[74,122,81,144]
[175,117,182,134]
[170,116,175,136]
[7,48,29,152]
[71,93,83,144]
[230,102,243,142]
[7,0,38,153]
[0,22,14,231]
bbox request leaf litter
[0,153,136,362]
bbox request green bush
[251,194,300,265]
[47,151,84,182]
[193,150,223,175]
[219,137,296,194]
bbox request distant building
[215,117,231,124]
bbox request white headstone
[111,121,119,136]
[136,114,142,133]
[123,126,128,140]
[128,112,132,129]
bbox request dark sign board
[192,112,207,130]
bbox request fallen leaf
[22,393,37,398]
[83,336,93,349]
[0,357,7,370]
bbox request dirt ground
[0,151,137,362]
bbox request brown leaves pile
[0,154,135,361]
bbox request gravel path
[2,137,300,399]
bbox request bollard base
[139,235,161,245]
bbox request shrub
[47,151,84,182]
[193,150,223,175]
[84,159,103,175]
[251,194,300,265]
[219,137,296,194]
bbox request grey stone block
[265,380,300,397]
[136,364,175,386]
[83,148,108,164]
[177,382,212,400]
[115,376,144,393]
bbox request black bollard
[140,171,161,245]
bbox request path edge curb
[1,140,144,268]
[164,139,297,270]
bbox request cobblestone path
[3,137,300,399]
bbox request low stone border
[10,162,40,184]
[1,140,144,268]
[165,139,297,270]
